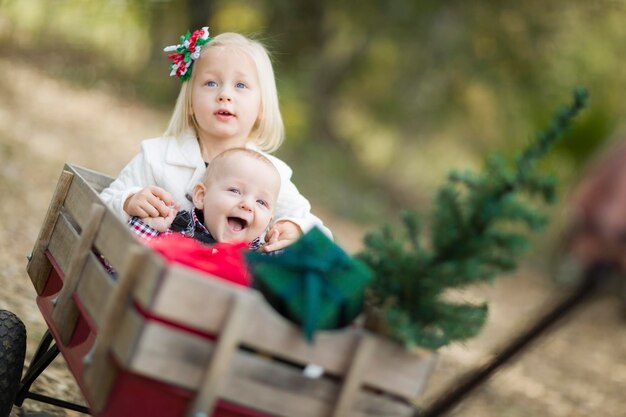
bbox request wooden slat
[110,308,145,369]
[27,169,73,294]
[224,353,336,417]
[52,204,105,345]
[47,212,79,277]
[93,209,142,272]
[63,169,104,231]
[331,334,376,416]
[69,164,114,193]
[223,352,416,417]
[75,253,117,328]
[83,246,152,412]
[187,293,253,417]
[144,265,435,400]
[405,351,438,399]
[128,321,209,389]
[132,256,163,310]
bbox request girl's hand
[124,186,174,218]
[263,220,302,252]
[141,203,180,232]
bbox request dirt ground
[0,57,624,417]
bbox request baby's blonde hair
[164,32,284,153]
[201,148,278,184]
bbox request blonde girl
[100,28,330,251]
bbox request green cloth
[246,227,372,342]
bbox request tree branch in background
[358,88,588,350]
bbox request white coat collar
[165,129,204,169]
[166,129,262,167]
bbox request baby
[128,148,281,251]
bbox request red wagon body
[36,256,269,417]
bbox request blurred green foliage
[1,0,624,234]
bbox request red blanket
[147,234,251,287]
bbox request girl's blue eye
[228,187,241,194]
[207,81,217,87]
[235,82,247,89]
[257,199,268,207]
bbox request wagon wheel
[0,310,27,417]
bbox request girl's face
[191,46,262,146]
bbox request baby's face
[194,155,280,243]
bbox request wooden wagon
[1,164,437,417]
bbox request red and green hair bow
[163,27,212,81]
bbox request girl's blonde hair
[164,32,284,153]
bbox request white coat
[99,131,331,237]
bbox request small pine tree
[358,88,588,350]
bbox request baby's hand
[141,203,180,232]
[124,186,174,218]
[263,220,302,252]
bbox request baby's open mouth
[217,110,234,116]
[227,217,248,231]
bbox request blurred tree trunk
[267,1,371,145]
[187,0,214,31]
[308,35,372,144]
[266,0,325,59]
[140,0,213,103]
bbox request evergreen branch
[516,87,589,173]
[358,88,588,350]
